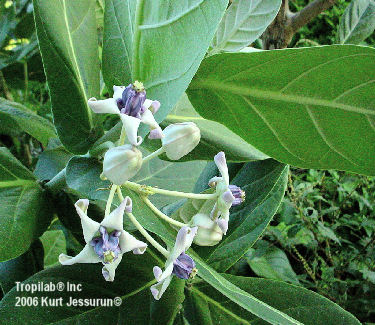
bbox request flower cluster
[59,81,244,300]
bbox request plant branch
[261,0,337,49]
[290,0,337,32]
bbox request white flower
[59,197,147,281]
[88,82,163,146]
[191,213,223,246]
[151,226,197,300]
[209,152,245,235]
[161,122,201,160]
[103,144,143,185]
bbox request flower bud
[161,122,200,160]
[191,213,223,246]
[103,145,142,185]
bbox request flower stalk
[116,187,169,257]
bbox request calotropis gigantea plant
[60,80,246,300]
[0,0,373,324]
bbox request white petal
[59,244,100,265]
[153,263,174,283]
[216,218,229,235]
[120,114,142,146]
[113,85,126,100]
[101,197,129,230]
[141,109,161,130]
[143,99,153,110]
[88,97,119,115]
[75,199,100,243]
[208,176,223,187]
[210,203,220,220]
[119,231,147,254]
[221,190,235,205]
[150,275,172,300]
[169,226,197,262]
[101,254,123,281]
[214,152,229,185]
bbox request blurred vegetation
[0,0,374,322]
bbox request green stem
[117,187,169,257]
[23,61,28,101]
[118,125,127,146]
[124,181,217,200]
[105,185,118,217]
[142,147,165,163]
[132,0,145,80]
[142,196,188,228]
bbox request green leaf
[33,0,102,154]
[0,252,161,323]
[0,148,51,261]
[0,240,44,295]
[188,45,375,176]
[40,230,67,267]
[191,256,302,325]
[150,277,185,325]
[175,159,288,271]
[246,242,299,284]
[144,93,268,162]
[102,0,229,124]
[65,156,175,243]
[338,0,375,45]
[34,146,73,182]
[210,0,281,54]
[102,0,136,87]
[187,274,360,325]
[0,97,56,146]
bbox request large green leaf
[34,146,73,182]
[0,240,44,295]
[0,148,51,261]
[187,45,375,175]
[0,97,56,146]
[102,0,228,124]
[174,159,288,271]
[186,274,360,325]
[144,93,268,162]
[150,277,186,325]
[33,0,101,154]
[0,252,163,324]
[191,256,302,325]
[338,0,375,45]
[210,0,281,54]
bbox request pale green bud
[191,213,223,246]
[103,145,142,185]
[161,122,200,160]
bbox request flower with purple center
[59,196,147,281]
[88,81,163,145]
[228,185,246,206]
[151,226,198,300]
[208,152,245,235]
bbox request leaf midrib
[191,287,251,324]
[191,79,375,116]
[61,0,93,128]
